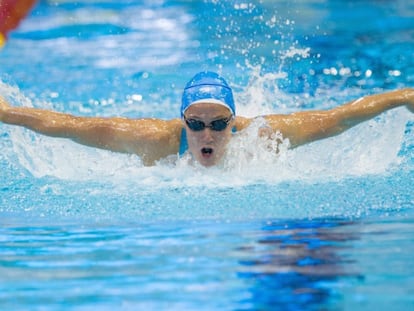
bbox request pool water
[1,0,414,310]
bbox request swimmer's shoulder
[166,118,183,139]
[234,114,285,131]
[126,118,183,165]
[149,118,182,146]
[234,116,251,131]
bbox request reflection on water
[1,214,413,310]
[236,219,362,310]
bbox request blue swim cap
[181,71,235,117]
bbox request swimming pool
[1,0,414,310]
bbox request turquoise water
[1,0,414,310]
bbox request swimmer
[1,71,414,166]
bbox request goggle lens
[185,117,232,132]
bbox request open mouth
[201,147,213,157]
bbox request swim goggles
[184,116,233,132]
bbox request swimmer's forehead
[184,102,233,119]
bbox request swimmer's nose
[201,127,214,141]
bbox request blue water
[1,0,414,310]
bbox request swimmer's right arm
[0,96,182,165]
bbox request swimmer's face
[183,103,234,167]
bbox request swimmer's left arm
[264,88,414,147]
